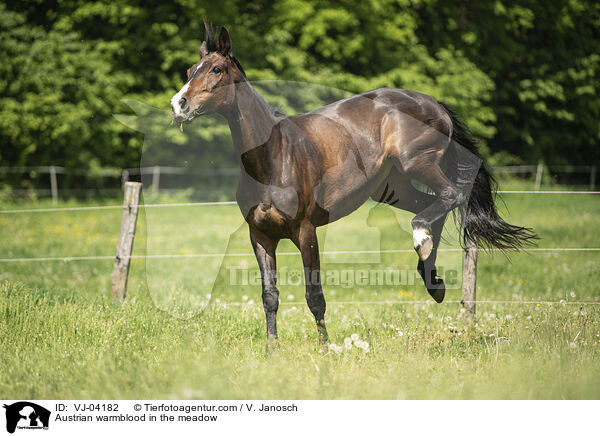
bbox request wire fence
[1,164,597,204]
[0,247,598,264]
[1,189,599,215]
[1,175,598,308]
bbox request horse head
[171,21,246,124]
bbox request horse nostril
[179,97,187,109]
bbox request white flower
[569,291,576,298]
[350,333,359,341]
[328,343,343,354]
[242,295,248,301]
[353,340,370,353]
[344,337,353,350]
[287,294,294,300]
[505,315,513,320]
[398,331,404,337]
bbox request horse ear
[199,41,209,57]
[218,27,231,56]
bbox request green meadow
[0,183,599,399]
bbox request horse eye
[212,66,222,74]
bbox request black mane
[203,20,247,78]
[203,20,218,52]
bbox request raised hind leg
[416,215,446,302]
[402,163,464,262]
[371,169,448,302]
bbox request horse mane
[203,20,247,78]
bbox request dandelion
[354,340,370,353]
[328,343,343,354]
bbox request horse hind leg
[401,161,464,262]
[371,172,447,302]
[417,214,447,302]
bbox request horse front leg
[249,228,280,353]
[295,221,329,346]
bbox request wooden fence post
[49,165,58,205]
[152,165,161,194]
[462,237,478,317]
[534,163,543,190]
[111,181,142,301]
[590,166,596,191]
[121,169,129,191]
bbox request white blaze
[170,62,203,115]
[171,81,190,115]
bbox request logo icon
[3,402,50,434]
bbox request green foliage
[0,0,598,174]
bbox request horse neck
[223,80,279,156]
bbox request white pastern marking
[413,228,431,247]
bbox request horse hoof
[427,283,445,303]
[413,229,433,261]
[317,320,329,346]
[265,336,280,356]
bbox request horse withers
[171,22,536,350]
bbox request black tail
[438,101,538,250]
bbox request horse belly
[313,157,389,224]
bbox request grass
[0,182,599,399]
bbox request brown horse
[171,23,536,349]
